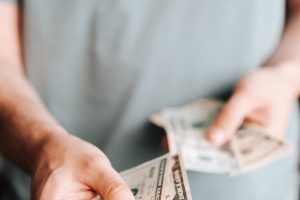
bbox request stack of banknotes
[150,99,292,175]
[96,98,291,200]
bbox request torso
[6,1,300,199]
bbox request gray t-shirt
[2,0,300,199]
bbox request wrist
[31,126,69,174]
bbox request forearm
[265,6,300,96]
[0,65,67,174]
[0,3,69,175]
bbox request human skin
[207,1,300,145]
[0,3,134,200]
[1,1,300,200]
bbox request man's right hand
[0,4,133,199]
[31,133,135,200]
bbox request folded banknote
[151,99,291,175]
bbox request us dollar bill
[230,124,292,175]
[151,99,292,175]
[94,154,192,200]
[120,153,192,200]
[167,154,193,200]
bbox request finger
[88,162,135,200]
[245,109,267,126]
[207,92,255,145]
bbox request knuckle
[80,153,111,171]
[236,74,255,90]
[236,77,258,97]
[81,155,98,170]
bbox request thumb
[89,162,135,200]
[207,92,255,145]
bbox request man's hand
[0,4,134,200]
[31,133,135,200]
[207,0,300,145]
[207,63,300,146]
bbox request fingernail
[210,129,226,146]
